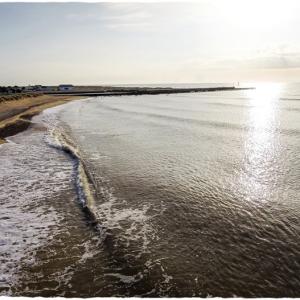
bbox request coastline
[0,86,253,144]
[0,95,84,144]
[45,86,253,97]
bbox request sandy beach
[0,94,83,143]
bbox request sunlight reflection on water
[240,83,282,203]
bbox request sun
[245,82,282,106]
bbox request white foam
[0,128,74,294]
[104,272,143,284]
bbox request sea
[1,83,300,297]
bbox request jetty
[44,86,254,97]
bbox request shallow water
[1,83,300,296]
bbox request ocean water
[1,83,300,297]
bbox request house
[58,84,74,91]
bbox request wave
[99,103,245,130]
[44,125,103,232]
[41,114,156,261]
[99,103,300,137]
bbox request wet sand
[0,95,84,143]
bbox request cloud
[181,52,300,71]
[233,54,300,69]
[66,4,154,31]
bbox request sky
[1,0,300,85]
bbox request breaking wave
[44,124,102,231]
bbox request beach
[2,0,300,296]
[0,94,84,143]
[1,83,300,296]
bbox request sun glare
[239,82,282,203]
[246,83,282,106]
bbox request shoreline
[0,86,253,143]
[0,95,84,144]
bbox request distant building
[24,85,43,91]
[24,86,34,91]
[24,85,54,92]
[58,84,74,91]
